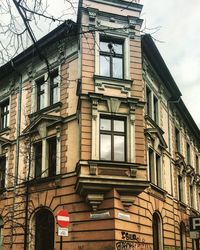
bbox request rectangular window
[175,128,180,152]
[148,149,162,187]
[0,156,6,189]
[190,185,194,207]
[36,77,45,111]
[100,38,123,79]
[156,154,161,187]
[50,70,59,105]
[186,143,190,165]
[146,86,151,117]
[0,100,9,130]
[100,117,126,161]
[196,155,199,173]
[47,137,57,177]
[153,95,158,124]
[34,142,42,178]
[178,175,183,202]
[149,148,154,183]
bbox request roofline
[142,34,200,140]
[141,34,182,99]
[0,20,77,79]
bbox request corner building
[0,0,200,249]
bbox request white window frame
[31,67,61,113]
[95,32,130,80]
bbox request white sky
[141,0,200,128]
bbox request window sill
[0,127,11,135]
[94,75,133,93]
[145,115,163,131]
[27,174,62,187]
[178,201,187,211]
[29,102,62,119]
[147,183,167,201]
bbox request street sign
[58,227,68,237]
[57,209,70,228]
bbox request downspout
[24,135,31,250]
[9,68,22,250]
[167,96,181,250]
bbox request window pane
[0,157,6,189]
[114,135,124,161]
[100,41,109,52]
[114,120,124,132]
[113,43,122,54]
[100,134,111,160]
[100,118,111,131]
[50,72,59,104]
[34,142,42,178]
[113,57,123,78]
[100,56,110,77]
[48,138,57,177]
[52,87,59,104]
[39,94,45,110]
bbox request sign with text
[57,209,70,228]
[190,217,200,231]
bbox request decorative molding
[107,98,121,113]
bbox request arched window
[152,212,163,250]
[0,217,3,250]
[34,208,55,250]
[180,222,186,250]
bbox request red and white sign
[56,209,70,228]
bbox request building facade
[0,0,200,249]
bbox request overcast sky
[141,0,200,128]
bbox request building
[0,0,200,249]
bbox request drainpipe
[24,134,31,250]
[9,67,22,250]
[167,96,181,250]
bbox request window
[175,128,180,152]
[178,175,184,202]
[153,95,158,124]
[145,86,159,124]
[190,184,194,207]
[35,68,60,112]
[196,155,199,173]
[148,148,162,187]
[0,100,9,130]
[34,137,57,178]
[100,117,126,161]
[34,142,42,178]
[186,142,190,165]
[34,209,54,250]
[152,212,163,250]
[192,239,200,250]
[36,77,45,111]
[47,137,57,177]
[146,86,151,116]
[50,69,59,105]
[180,222,186,250]
[100,38,123,79]
[0,157,5,189]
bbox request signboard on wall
[189,217,200,239]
